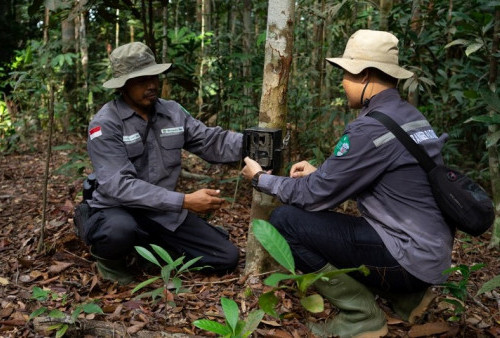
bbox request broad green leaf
[258,291,279,318]
[242,309,265,337]
[252,219,295,273]
[48,309,65,319]
[29,307,47,320]
[465,42,483,56]
[55,324,68,338]
[161,265,173,283]
[445,39,468,48]
[82,303,104,314]
[135,246,161,267]
[221,297,239,332]
[477,275,500,296]
[264,272,295,287]
[70,307,83,323]
[171,276,182,293]
[178,256,204,273]
[480,90,500,113]
[150,244,174,265]
[131,276,160,294]
[486,130,500,148]
[193,319,232,335]
[300,294,324,313]
[31,286,50,301]
[296,272,324,293]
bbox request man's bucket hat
[103,42,171,89]
[326,29,413,79]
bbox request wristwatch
[251,171,266,191]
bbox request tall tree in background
[487,8,500,248]
[245,0,295,275]
[61,1,77,134]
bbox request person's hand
[290,161,317,178]
[241,157,264,180]
[183,188,225,213]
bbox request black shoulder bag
[367,110,494,236]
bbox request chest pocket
[158,134,184,168]
[125,141,147,173]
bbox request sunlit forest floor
[1,134,499,337]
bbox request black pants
[270,205,430,293]
[84,207,239,275]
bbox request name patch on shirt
[123,133,141,144]
[161,127,184,137]
[410,129,438,143]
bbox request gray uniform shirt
[256,89,453,284]
[87,97,242,231]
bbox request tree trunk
[197,0,208,116]
[310,0,325,111]
[488,8,500,249]
[379,0,393,31]
[407,0,421,107]
[77,1,89,116]
[161,0,171,99]
[61,10,76,134]
[242,0,253,124]
[245,0,295,276]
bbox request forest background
[0,0,499,337]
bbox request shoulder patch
[89,126,102,140]
[333,134,350,157]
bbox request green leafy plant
[193,297,265,338]
[477,274,500,296]
[441,263,485,321]
[29,286,103,338]
[132,244,208,304]
[252,219,369,316]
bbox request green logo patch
[333,134,350,157]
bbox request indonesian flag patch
[89,126,102,140]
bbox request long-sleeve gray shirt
[87,97,243,231]
[255,89,453,284]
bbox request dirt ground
[0,136,499,337]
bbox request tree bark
[242,0,253,123]
[245,0,295,276]
[161,0,172,99]
[487,8,500,249]
[61,9,77,134]
[379,0,393,31]
[408,0,420,107]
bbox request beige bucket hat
[103,42,172,89]
[326,29,413,79]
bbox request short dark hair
[366,68,398,86]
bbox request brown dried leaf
[408,321,452,337]
[48,261,73,274]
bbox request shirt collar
[360,88,400,117]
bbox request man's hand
[290,161,317,178]
[241,157,264,180]
[183,189,224,213]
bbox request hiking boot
[308,263,388,338]
[386,288,436,324]
[91,250,134,285]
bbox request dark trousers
[270,205,430,293]
[84,207,239,275]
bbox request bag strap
[366,111,437,173]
